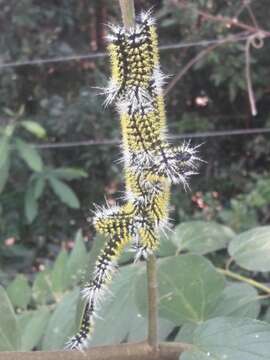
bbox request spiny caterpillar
[66,9,201,351]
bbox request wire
[34,128,270,149]
[0,33,251,70]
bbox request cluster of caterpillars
[66,10,201,350]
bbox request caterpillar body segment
[67,10,201,351]
[65,302,94,350]
[106,12,159,108]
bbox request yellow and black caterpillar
[66,10,201,350]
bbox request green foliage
[181,317,270,360]
[1,0,270,357]
[171,221,235,254]
[18,308,50,351]
[1,0,270,280]
[42,288,80,350]
[229,226,270,271]
[0,286,21,351]
[1,222,270,356]
[136,255,225,325]
[6,274,32,310]
[0,115,87,241]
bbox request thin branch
[246,2,260,30]
[217,268,270,294]
[164,31,247,95]
[119,0,135,29]
[164,43,219,96]
[0,342,191,360]
[170,0,270,37]
[164,31,252,96]
[245,33,264,116]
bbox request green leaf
[51,250,69,293]
[0,156,10,193]
[21,121,46,138]
[135,255,225,326]
[32,270,54,305]
[48,177,80,208]
[89,264,146,346]
[52,167,88,180]
[24,187,38,223]
[15,139,43,172]
[181,317,270,360]
[6,274,32,310]
[210,283,260,319]
[176,323,198,343]
[3,107,15,117]
[228,226,270,271]
[18,308,50,351]
[64,230,89,288]
[87,234,106,275]
[42,288,80,350]
[0,135,10,169]
[157,232,177,258]
[263,308,270,323]
[33,177,46,199]
[88,263,173,346]
[172,221,235,255]
[0,286,21,351]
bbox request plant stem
[118,0,160,351]
[147,254,159,349]
[119,0,135,29]
[217,268,270,294]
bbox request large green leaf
[18,308,50,351]
[135,255,225,326]
[181,317,270,360]
[32,270,54,305]
[33,177,46,199]
[6,274,32,310]
[157,232,177,258]
[52,167,88,180]
[0,135,9,168]
[88,263,175,346]
[175,283,260,344]
[48,177,80,208]
[51,250,69,294]
[64,230,89,288]
[89,263,146,346]
[172,221,235,255]
[21,120,46,138]
[0,286,21,351]
[228,226,270,271]
[263,308,270,323]
[210,283,260,319]
[15,139,43,172]
[0,156,10,193]
[176,323,198,343]
[42,288,80,350]
[87,234,106,275]
[24,187,38,223]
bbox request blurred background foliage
[0,0,270,319]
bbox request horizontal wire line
[33,128,270,149]
[0,33,251,69]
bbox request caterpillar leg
[130,142,201,188]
